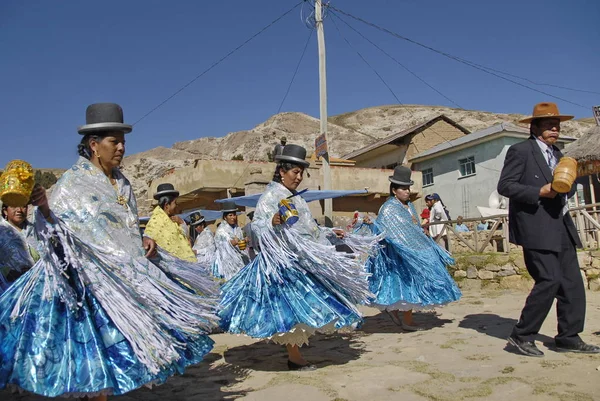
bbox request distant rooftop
[409,122,576,162]
[342,115,470,160]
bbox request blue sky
[1,0,598,168]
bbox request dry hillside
[122,104,595,214]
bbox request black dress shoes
[507,335,544,357]
[555,341,600,354]
[287,360,317,371]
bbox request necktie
[546,148,557,171]
[546,147,569,215]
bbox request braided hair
[77,134,104,159]
[158,195,177,210]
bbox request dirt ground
[3,289,600,401]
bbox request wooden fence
[427,203,600,253]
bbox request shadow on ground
[459,313,555,355]
[0,353,249,401]
[223,333,366,372]
[359,310,453,334]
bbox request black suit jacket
[497,136,581,251]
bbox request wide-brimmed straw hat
[519,102,574,124]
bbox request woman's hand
[333,228,345,238]
[143,237,157,258]
[230,237,239,246]
[30,184,51,218]
[272,213,282,226]
[363,216,372,225]
[170,215,184,225]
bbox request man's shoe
[555,341,600,354]
[507,335,544,357]
[287,360,317,371]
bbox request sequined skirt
[0,265,214,398]
[218,256,362,341]
[366,238,461,310]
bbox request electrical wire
[132,1,305,126]
[230,27,315,189]
[330,11,463,109]
[326,4,593,109]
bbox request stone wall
[451,251,600,291]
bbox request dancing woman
[219,144,377,370]
[366,166,461,330]
[212,201,249,280]
[0,103,218,399]
[190,211,217,266]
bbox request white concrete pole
[315,0,333,226]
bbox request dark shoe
[287,360,317,371]
[555,341,600,354]
[507,335,544,357]
[401,322,425,332]
[384,310,402,326]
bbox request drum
[278,198,299,226]
[0,160,35,207]
[237,239,247,251]
[552,157,577,194]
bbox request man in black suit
[498,102,599,357]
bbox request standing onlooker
[420,207,431,236]
[425,193,449,250]
[498,101,599,356]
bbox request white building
[410,123,576,218]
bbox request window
[458,156,476,177]
[423,168,434,187]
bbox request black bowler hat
[274,144,310,168]
[153,183,179,200]
[77,103,133,135]
[220,200,238,214]
[388,165,414,186]
[189,211,205,226]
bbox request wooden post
[502,217,510,253]
[315,0,333,227]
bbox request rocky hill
[122,104,595,214]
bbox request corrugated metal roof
[409,122,576,162]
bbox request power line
[330,11,463,109]
[330,15,508,170]
[326,4,592,109]
[230,27,314,189]
[329,15,420,155]
[132,1,305,126]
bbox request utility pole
[315,0,333,226]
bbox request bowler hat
[189,211,205,226]
[78,103,133,135]
[153,183,179,200]
[388,165,414,186]
[220,200,238,214]
[275,144,310,168]
[519,102,574,124]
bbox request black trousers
[513,223,586,345]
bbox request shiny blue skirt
[218,256,362,339]
[0,266,214,397]
[366,237,461,310]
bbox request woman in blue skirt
[365,166,461,330]
[0,104,218,399]
[219,144,377,371]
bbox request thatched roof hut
[565,126,600,177]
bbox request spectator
[455,216,470,232]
